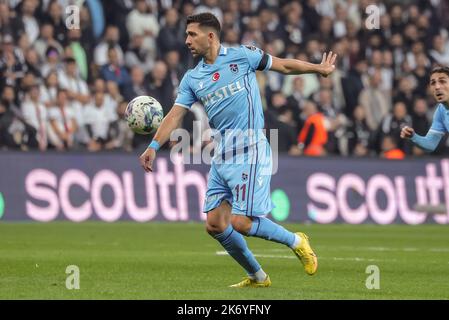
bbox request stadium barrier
[1,151,449,224]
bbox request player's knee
[205,221,228,236]
[231,216,251,235]
[205,202,232,236]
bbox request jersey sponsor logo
[229,64,239,74]
[212,72,220,81]
[199,80,244,107]
[242,172,248,181]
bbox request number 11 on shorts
[234,184,247,202]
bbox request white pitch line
[215,251,395,262]
[349,246,449,253]
[429,248,449,252]
[262,246,449,253]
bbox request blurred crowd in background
[1,0,449,158]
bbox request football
[125,96,164,135]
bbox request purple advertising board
[0,151,449,224]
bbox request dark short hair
[186,12,221,36]
[57,87,68,96]
[64,57,76,64]
[430,65,449,78]
[25,83,40,92]
[46,46,59,57]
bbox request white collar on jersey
[218,45,228,56]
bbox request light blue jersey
[411,103,449,152]
[175,45,272,156]
[430,103,449,133]
[175,45,274,215]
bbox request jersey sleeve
[429,105,446,134]
[174,71,197,109]
[241,45,272,72]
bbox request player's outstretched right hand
[139,147,156,172]
[400,126,415,139]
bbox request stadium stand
[1,0,449,157]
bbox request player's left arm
[270,52,337,77]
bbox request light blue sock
[214,224,261,275]
[248,216,296,247]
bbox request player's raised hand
[139,147,156,172]
[320,51,337,77]
[400,126,415,139]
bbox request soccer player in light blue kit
[401,66,449,151]
[140,13,337,287]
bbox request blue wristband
[148,140,160,151]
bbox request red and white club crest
[212,72,220,81]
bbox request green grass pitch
[0,222,448,299]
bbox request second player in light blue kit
[140,13,337,287]
[401,66,449,151]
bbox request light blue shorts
[203,139,274,216]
